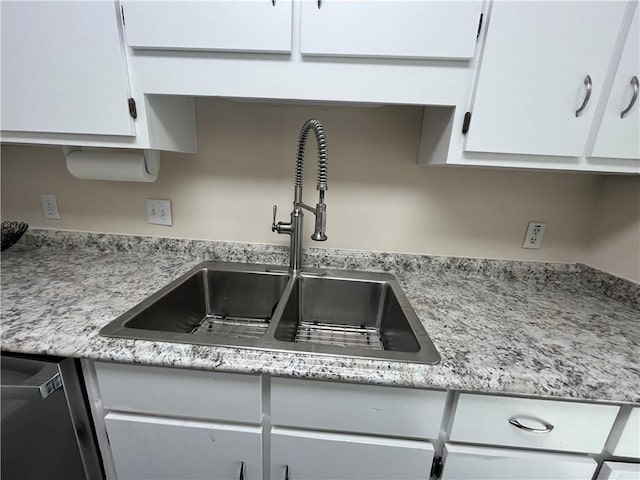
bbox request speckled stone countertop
[1,230,638,403]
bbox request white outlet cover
[146,199,172,226]
[522,221,546,249]
[40,194,60,219]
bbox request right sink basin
[271,270,440,364]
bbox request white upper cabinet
[0,1,134,136]
[465,1,627,157]
[122,0,293,53]
[592,4,640,160]
[300,0,483,60]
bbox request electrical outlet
[146,199,172,226]
[522,221,546,249]
[40,194,60,219]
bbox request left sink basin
[100,262,290,348]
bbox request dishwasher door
[1,354,103,479]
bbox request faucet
[272,119,328,274]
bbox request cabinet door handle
[239,461,245,480]
[509,416,554,433]
[285,465,290,480]
[575,75,592,117]
[621,76,639,118]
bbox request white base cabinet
[83,361,639,480]
[271,427,434,480]
[105,412,262,480]
[442,444,598,480]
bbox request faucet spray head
[311,202,327,241]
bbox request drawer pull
[509,416,554,433]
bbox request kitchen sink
[100,262,440,364]
[100,263,290,349]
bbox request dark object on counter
[1,221,28,251]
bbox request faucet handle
[271,204,278,232]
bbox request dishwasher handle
[1,361,63,400]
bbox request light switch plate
[40,194,60,219]
[146,199,172,226]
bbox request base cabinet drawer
[95,362,262,423]
[597,462,640,480]
[450,393,619,453]
[442,444,598,480]
[612,408,640,458]
[271,427,434,480]
[271,377,446,439]
[105,412,262,480]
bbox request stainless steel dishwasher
[1,353,103,479]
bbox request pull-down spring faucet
[272,119,328,274]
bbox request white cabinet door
[105,412,262,480]
[592,5,640,160]
[597,462,640,480]
[466,1,627,157]
[271,427,434,480]
[0,1,134,136]
[613,407,640,458]
[122,1,292,53]
[300,0,483,60]
[441,444,598,480]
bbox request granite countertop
[1,230,638,404]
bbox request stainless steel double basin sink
[100,262,440,364]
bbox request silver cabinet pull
[575,75,592,117]
[239,461,245,480]
[509,416,554,433]
[285,465,290,480]
[621,76,639,118]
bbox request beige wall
[1,98,632,273]
[586,176,640,282]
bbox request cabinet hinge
[430,456,443,479]
[121,5,125,25]
[462,111,472,134]
[128,98,137,119]
[476,13,483,39]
